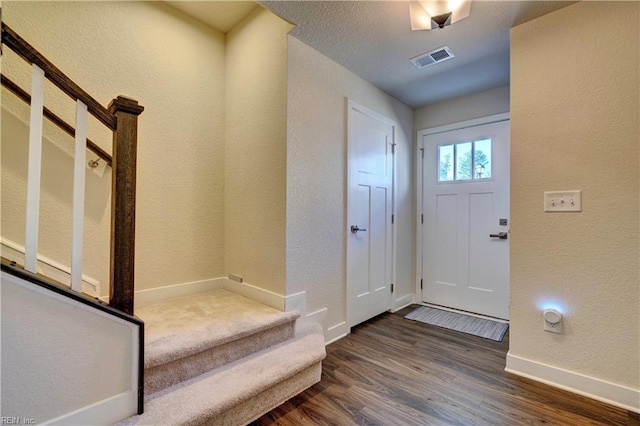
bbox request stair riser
[145,321,296,395]
[192,363,322,426]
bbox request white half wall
[1,272,139,423]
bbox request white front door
[347,100,395,328]
[419,116,510,319]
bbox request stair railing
[1,22,143,315]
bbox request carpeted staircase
[117,289,326,425]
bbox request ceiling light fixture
[409,0,472,31]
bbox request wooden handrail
[1,23,117,131]
[1,73,113,166]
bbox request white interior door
[420,117,510,319]
[347,100,395,328]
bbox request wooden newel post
[108,96,144,315]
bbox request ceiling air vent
[410,46,454,70]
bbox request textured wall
[1,2,226,295]
[224,7,293,295]
[2,273,135,422]
[413,85,510,131]
[510,1,639,388]
[287,37,414,332]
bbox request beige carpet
[116,289,326,425]
[138,289,299,369]
[117,321,325,425]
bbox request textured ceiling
[166,1,575,108]
[261,1,575,108]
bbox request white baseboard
[305,307,327,324]
[221,277,309,315]
[325,321,348,345]
[1,237,100,297]
[43,390,137,425]
[392,293,414,312]
[285,291,307,316]
[133,278,225,307]
[506,352,640,414]
[303,309,351,346]
[296,307,327,332]
[124,277,309,315]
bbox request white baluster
[71,101,88,292]
[24,65,45,273]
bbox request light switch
[544,190,581,212]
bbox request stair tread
[118,321,325,425]
[137,289,300,368]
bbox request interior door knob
[489,232,508,240]
[351,225,367,233]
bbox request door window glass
[437,139,492,182]
[438,144,454,182]
[474,139,492,179]
[455,142,473,180]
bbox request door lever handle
[351,225,367,233]
[490,232,508,240]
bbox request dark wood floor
[251,305,639,426]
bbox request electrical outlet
[544,190,581,212]
[228,274,243,283]
[544,320,562,334]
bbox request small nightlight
[543,309,562,334]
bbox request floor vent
[410,46,454,70]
